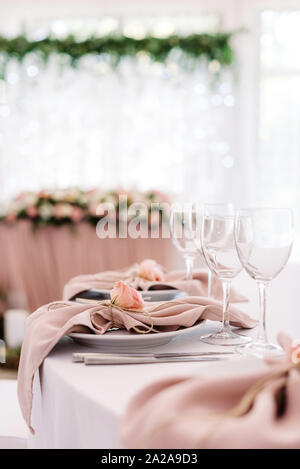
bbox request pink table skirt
[0,221,177,312]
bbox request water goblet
[235,208,294,357]
[200,204,251,346]
[170,205,198,280]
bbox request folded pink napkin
[18,296,256,432]
[63,264,246,302]
[121,333,300,449]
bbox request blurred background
[1,0,299,213]
[0,0,300,369]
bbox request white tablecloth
[28,265,300,449]
[0,380,28,449]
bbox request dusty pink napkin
[18,296,256,432]
[63,264,246,302]
[121,333,300,449]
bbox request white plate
[69,322,205,351]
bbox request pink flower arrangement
[110,281,145,310]
[140,259,165,282]
[0,188,170,229]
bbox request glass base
[200,329,252,346]
[236,341,284,358]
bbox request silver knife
[72,351,234,363]
[84,355,229,365]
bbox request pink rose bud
[290,340,300,364]
[110,281,144,310]
[71,206,83,223]
[5,213,17,223]
[140,259,165,282]
[26,205,38,218]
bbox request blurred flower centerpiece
[0,189,87,228]
[0,188,170,230]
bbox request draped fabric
[0,221,176,312]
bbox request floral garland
[0,32,234,72]
[0,188,170,229]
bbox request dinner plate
[73,288,187,303]
[69,322,205,351]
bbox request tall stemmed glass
[201,204,251,345]
[170,205,198,280]
[235,208,294,357]
[193,204,213,297]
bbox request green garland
[0,32,234,69]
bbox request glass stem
[184,256,194,280]
[207,269,212,297]
[256,281,269,344]
[221,279,231,331]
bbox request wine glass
[200,204,252,345]
[170,205,198,280]
[195,204,232,298]
[193,204,213,297]
[235,208,294,357]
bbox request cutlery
[72,351,234,363]
[84,355,229,365]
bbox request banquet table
[28,265,300,449]
[0,221,177,312]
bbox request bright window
[0,9,236,205]
[1,0,300,257]
[258,10,300,210]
